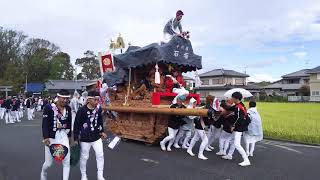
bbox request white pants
[244,137,256,155]
[80,139,104,177]
[71,111,76,131]
[163,33,174,43]
[188,129,208,157]
[0,108,5,119]
[19,109,23,118]
[207,125,222,148]
[218,131,235,155]
[161,127,179,149]
[27,108,33,120]
[234,132,248,161]
[174,129,192,147]
[12,111,20,122]
[5,110,14,124]
[41,142,70,180]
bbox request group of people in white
[160,92,263,167]
[0,96,39,124]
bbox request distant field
[248,102,320,145]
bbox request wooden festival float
[102,36,209,144]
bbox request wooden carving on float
[103,35,203,144]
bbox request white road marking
[141,158,159,164]
[273,144,302,154]
[263,140,320,149]
[12,124,40,127]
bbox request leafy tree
[75,50,100,80]
[299,85,310,96]
[49,52,74,80]
[23,38,60,82]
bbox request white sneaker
[249,153,254,157]
[182,145,188,149]
[216,151,225,156]
[160,141,166,151]
[239,159,251,167]
[222,155,233,160]
[198,154,208,160]
[173,143,181,149]
[40,172,47,180]
[81,175,88,180]
[205,147,212,151]
[167,147,172,151]
[97,175,105,180]
[187,150,195,156]
[208,145,215,150]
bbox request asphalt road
[0,112,319,180]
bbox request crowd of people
[0,96,50,123]
[160,92,264,167]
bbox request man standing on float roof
[163,10,184,42]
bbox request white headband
[87,96,100,99]
[57,93,71,98]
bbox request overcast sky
[1,0,320,82]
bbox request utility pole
[25,73,28,93]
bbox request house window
[312,91,320,96]
[212,78,223,85]
[200,91,210,97]
[202,80,209,85]
[286,79,300,84]
[317,73,320,79]
[235,78,243,84]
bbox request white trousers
[12,111,20,122]
[234,132,249,161]
[161,127,179,149]
[18,109,23,118]
[40,143,70,180]
[80,139,104,177]
[245,139,256,155]
[188,129,208,157]
[218,131,235,155]
[27,108,33,120]
[207,125,222,148]
[5,110,14,124]
[174,129,192,147]
[71,111,76,131]
[0,108,5,119]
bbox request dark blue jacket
[73,105,104,142]
[42,104,72,139]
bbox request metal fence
[310,96,320,102]
[288,96,310,102]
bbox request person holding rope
[226,92,251,166]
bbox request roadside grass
[248,102,320,145]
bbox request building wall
[195,89,227,100]
[200,76,247,86]
[309,74,320,99]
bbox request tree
[75,50,100,80]
[23,38,60,82]
[0,27,27,93]
[299,85,310,96]
[49,52,74,80]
